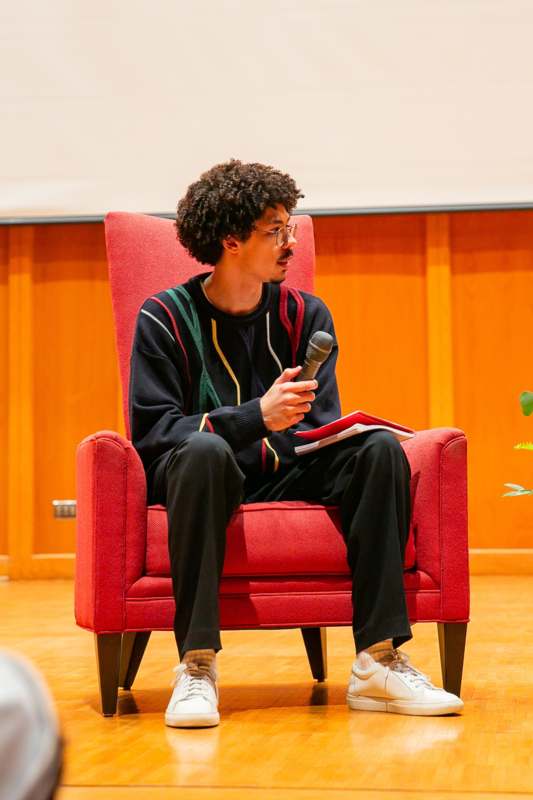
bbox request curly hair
[175,159,304,266]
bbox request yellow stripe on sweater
[199,412,209,432]
[264,438,280,472]
[211,318,241,405]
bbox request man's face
[231,204,297,284]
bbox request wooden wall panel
[7,226,35,577]
[32,224,119,554]
[451,211,533,549]
[2,210,532,573]
[425,214,454,428]
[314,214,429,431]
[0,228,8,555]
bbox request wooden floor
[2,577,533,800]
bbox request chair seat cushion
[128,570,435,599]
[145,501,416,578]
[124,569,436,630]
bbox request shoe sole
[347,694,463,716]
[165,712,220,728]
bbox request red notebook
[293,410,415,455]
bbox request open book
[293,410,415,455]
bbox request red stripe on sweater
[205,417,215,433]
[288,288,304,364]
[149,296,192,412]
[278,285,295,366]
[149,296,191,385]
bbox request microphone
[280,331,334,434]
[299,331,334,381]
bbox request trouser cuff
[354,620,413,654]
[177,628,222,661]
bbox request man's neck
[202,269,263,315]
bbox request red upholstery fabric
[127,571,438,599]
[124,573,443,632]
[123,572,441,630]
[75,212,469,641]
[145,502,415,578]
[75,431,147,632]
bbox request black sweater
[129,272,341,502]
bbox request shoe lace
[387,649,435,689]
[171,664,215,698]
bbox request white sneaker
[347,649,464,716]
[165,664,220,728]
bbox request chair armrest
[402,428,469,620]
[75,431,147,633]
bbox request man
[129,159,463,727]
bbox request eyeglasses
[253,222,298,248]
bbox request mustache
[278,250,293,261]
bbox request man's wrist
[259,397,274,432]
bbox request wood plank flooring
[1,577,532,799]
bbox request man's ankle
[357,639,393,665]
[182,649,217,676]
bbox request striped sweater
[129,272,341,502]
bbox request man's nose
[282,229,297,249]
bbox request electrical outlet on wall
[52,500,77,518]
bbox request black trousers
[161,429,413,660]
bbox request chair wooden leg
[94,633,122,716]
[119,632,151,690]
[437,622,467,697]
[301,627,327,681]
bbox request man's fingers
[285,403,312,416]
[274,366,302,385]
[280,381,317,395]
[283,392,315,405]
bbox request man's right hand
[260,366,317,432]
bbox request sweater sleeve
[235,296,341,477]
[129,300,268,478]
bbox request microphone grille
[309,330,334,353]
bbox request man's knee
[363,430,410,473]
[165,432,244,509]
[365,429,401,451]
[167,431,234,470]
[186,430,232,456]
[167,431,238,475]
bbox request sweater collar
[186,272,273,325]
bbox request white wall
[2,0,533,218]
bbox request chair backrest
[104,211,316,436]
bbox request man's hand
[260,366,317,432]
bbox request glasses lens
[277,224,297,247]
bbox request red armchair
[75,212,469,716]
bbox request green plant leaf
[520,391,533,416]
[514,442,533,450]
[503,483,526,490]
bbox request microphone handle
[298,357,323,382]
[279,358,320,434]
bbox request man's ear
[222,234,240,254]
